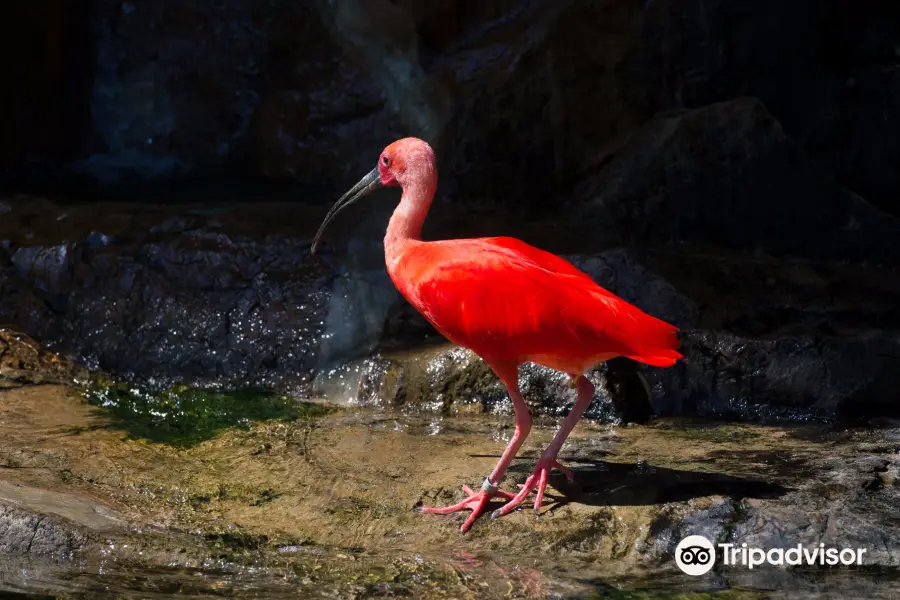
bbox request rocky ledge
[2,193,899,425]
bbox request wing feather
[390,238,681,367]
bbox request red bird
[311,138,682,532]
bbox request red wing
[472,237,623,301]
[479,237,594,281]
[393,239,680,366]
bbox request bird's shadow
[499,455,790,512]
[416,456,792,532]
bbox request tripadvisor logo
[675,535,868,576]
[675,535,716,576]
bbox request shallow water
[2,384,900,599]
[81,379,332,447]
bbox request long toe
[533,467,550,513]
[460,494,489,533]
[416,483,516,533]
[492,458,561,520]
[417,496,476,515]
[491,476,537,519]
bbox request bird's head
[376,137,436,188]
[310,137,436,255]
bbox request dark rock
[646,496,739,561]
[431,1,648,208]
[0,266,58,341]
[311,0,451,149]
[0,478,124,559]
[68,0,650,204]
[0,200,400,390]
[0,504,87,557]
[571,98,900,264]
[77,0,413,189]
[651,330,900,423]
[732,461,900,569]
[62,231,332,387]
[568,250,698,329]
[603,357,655,425]
[312,345,626,421]
[643,449,900,577]
[10,243,78,312]
[0,193,701,403]
[638,0,900,216]
[82,1,264,183]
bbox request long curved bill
[310,167,384,255]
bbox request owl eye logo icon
[675,535,716,575]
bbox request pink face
[376,137,436,189]
[378,151,398,187]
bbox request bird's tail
[622,310,683,368]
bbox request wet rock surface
[0,199,355,391]
[0,504,88,557]
[1,384,899,598]
[0,329,87,388]
[2,195,900,423]
[651,329,900,423]
[321,326,900,426]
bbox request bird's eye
[381,155,391,167]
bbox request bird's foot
[415,479,516,533]
[491,458,572,520]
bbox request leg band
[481,477,499,494]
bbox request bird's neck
[384,181,434,261]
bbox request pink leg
[416,360,532,533]
[492,374,595,519]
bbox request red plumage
[389,236,683,372]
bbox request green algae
[80,378,332,447]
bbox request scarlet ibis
[311,138,682,532]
